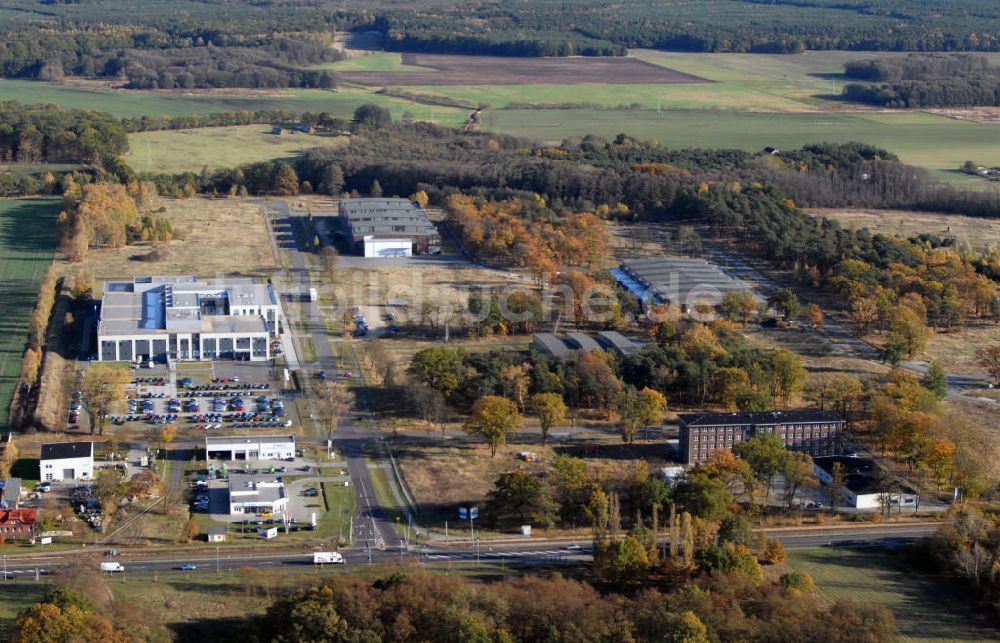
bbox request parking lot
[76,361,302,435]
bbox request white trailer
[100,561,125,573]
[313,551,345,564]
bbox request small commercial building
[205,435,296,462]
[339,198,440,256]
[97,275,283,363]
[228,476,288,516]
[813,456,919,510]
[39,442,94,481]
[207,526,227,543]
[678,410,844,464]
[0,478,21,509]
[0,508,36,541]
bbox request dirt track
[339,53,710,86]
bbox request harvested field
[339,53,710,86]
[808,208,1000,252]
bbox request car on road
[317,371,328,380]
[179,563,198,571]
[563,543,582,551]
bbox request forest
[841,54,1000,108]
[0,101,128,165]
[4,0,1000,84]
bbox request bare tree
[313,379,354,440]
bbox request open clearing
[55,197,276,286]
[789,547,995,642]
[125,126,348,174]
[339,52,709,86]
[808,208,1000,251]
[0,199,60,430]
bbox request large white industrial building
[96,276,283,363]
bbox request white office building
[96,276,283,363]
[205,435,296,462]
[228,476,288,516]
[39,442,94,481]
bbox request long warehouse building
[613,257,762,312]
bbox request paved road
[0,522,940,577]
[256,199,399,550]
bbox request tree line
[842,53,1000,108]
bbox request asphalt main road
[256,199,400,551]
[0,522,941,577]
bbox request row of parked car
[68,390,82,424]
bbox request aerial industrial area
[3,0,1000,639]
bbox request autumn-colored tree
[409,190,429,207]
[977,345,1000,385]
[20,347,41,391]
[763,539,787,564]
[576,350,623,418]
[530,392,567,446]
[712,367,751,409]
[802,302,823,328]
[885,305,928,360]
[465,395,520,458]
[314,379,354,440]
[80,364,131,435]
[849,296,879,336]
[636,387,667,440]
[720,291,758,327]
[500,362,532,412]
[768,349,806,407]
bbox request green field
[125,126,349,173]
[789,548,995,642]
[0,199,60,431]
[0,583,48,633]
[485,108,1000,183]
[0,80,465,124]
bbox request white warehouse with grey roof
[97,276,283,362]
[339,198,440,257]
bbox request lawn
[789,547,995,642]
[0,199,61,431]
[124,126,348,174]
[485,108,1000,182]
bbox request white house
[205,435,295,462]
[813,456,919,510]
[228,476,288,516]
[39,442,94,481]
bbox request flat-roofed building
[678,410,844,464]
[613,257,763,312]
[227,476,288,516]
[813,456,919,510]
[96,276,282,363]
[0,478,20,509]
[205,435,296,462]
[339,198,440,256]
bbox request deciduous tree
[465,395,520,458]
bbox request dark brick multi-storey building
[678,410,845,464]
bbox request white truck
[313,551,344,565]
[100,562,125,573]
